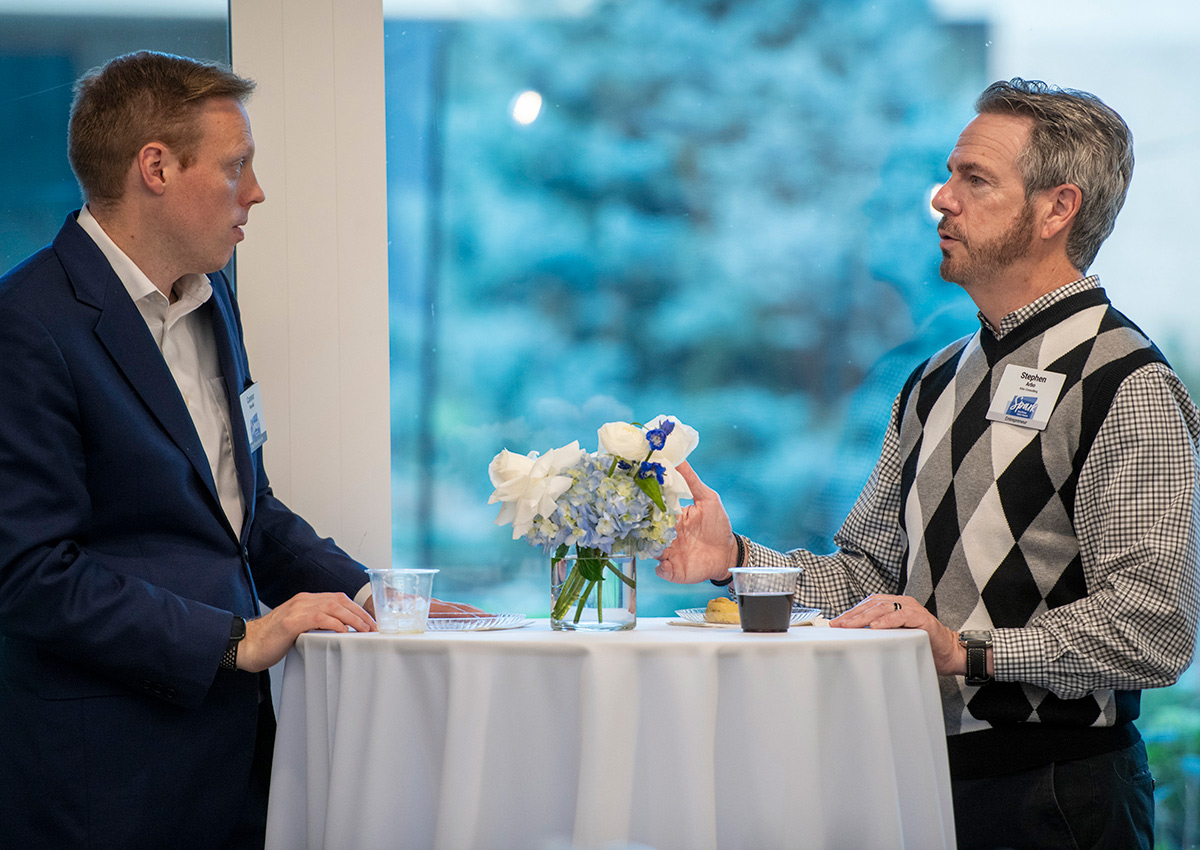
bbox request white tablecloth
[265,619,955,850]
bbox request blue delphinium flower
[644,418,676,451]
[638,461,665,485]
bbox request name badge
[985,364,1066,431]
[239,382,268,452]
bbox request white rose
[645,414,699,467]
[488,441,583,538]
[597,421,649,461]
[538,440,587,476]
[661,464,693,506]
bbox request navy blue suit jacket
[0,213,370,847]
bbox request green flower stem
[552,561,588,620]
[574,578,599,624]
[606,561,636,588]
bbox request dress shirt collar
[76,205,213,309]
[977,275,1101,340]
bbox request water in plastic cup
[730,567,801,632]
[365,568,439,634]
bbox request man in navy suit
[0,51,470,848]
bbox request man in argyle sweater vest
[656,80,1199,850]
[897,279,1197,752]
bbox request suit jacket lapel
[53,215,225,515]
[207,278,257,536]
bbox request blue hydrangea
[518,451,679,558]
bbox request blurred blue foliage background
[384,0,985,615]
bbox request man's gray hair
[976,78,1133,273]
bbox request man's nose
[244,167,266,206]
[931,181,956,216]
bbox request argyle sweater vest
[896,287,1163,771]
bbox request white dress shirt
[77,206,246,539]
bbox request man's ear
[1040,183,1082,241]
[135,142,171,196]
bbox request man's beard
[939,201,1036,287]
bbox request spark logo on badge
[986,365,1066,431]
[1005,396,1038,420]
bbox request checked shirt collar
[977,275,1100,340]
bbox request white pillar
[229,0,392,568]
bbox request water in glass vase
[550,548,636,631]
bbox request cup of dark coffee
[729,567,801,632]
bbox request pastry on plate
[704,597,739,624]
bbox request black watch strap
[221,616,247,671]
[960,630,993,686]
[710,534,744,587]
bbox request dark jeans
[951,740,1154,850]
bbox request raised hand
[654,462,740,585]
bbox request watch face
[960,630,992,643]
[231,616,247,641]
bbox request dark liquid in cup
[737,593,793,632]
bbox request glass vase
[550,547,636,631]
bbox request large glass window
[384,1,986,613]
[383,2,1199,844]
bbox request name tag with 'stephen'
[985,364,1066,431]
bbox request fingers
[429,598,489,617]
[329,600,376,634]
[283,592,376,634]
[654,551,688,582]
[675,461,711,499]
[331,593,378,633]
[827,594,966,675]
[829,594,910,630]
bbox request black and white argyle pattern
[746,277,1200,739]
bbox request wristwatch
[959,630,993,686]
[221,615,247,671]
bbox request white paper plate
[425,613,531,631]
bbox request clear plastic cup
[729,567,801,632]
[365,568,439,634]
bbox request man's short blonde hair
[68,51,255,209]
